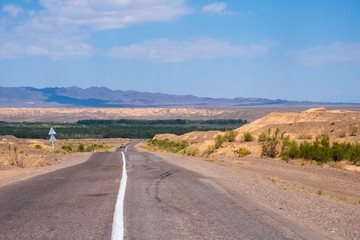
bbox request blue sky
[1,0,359,103]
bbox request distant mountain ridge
[0,86,358,108]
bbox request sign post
[49,128,56,151]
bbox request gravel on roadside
[138,144,360,240]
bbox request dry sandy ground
[154,107,360,159]
[0,138,126,187]
[0,152,93,187]
[4,107,360,122]
[137,145,360,240]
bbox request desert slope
[153,108,360,158]
[236,107,360,141]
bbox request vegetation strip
[0,119,246,139]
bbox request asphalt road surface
[0,144,328,240]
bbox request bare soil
[0,152,93,187]
[0,137,126,186]
[3,107,360,122]
[139,144,360,240]
[154,108,360,161]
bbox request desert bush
[243,132,254,142]
[77,143,85,152]
[261,128,281,158]
[280,136,299,160]
[61,145,73,153]
[345,142,360,163]
[207,145,216,155]
[223,130,238,142]
[214,135,224,149]
[147,139,189,153]
[258,132,267,142]
[86,144,105,152]
[34,144,43,149]
[349,124,358,136]
[331,142,350,161]
[238,147,251,157]
[6,145,25,167]
[297,135,332,163]
[185,146,199,156]
[308,135,331,163]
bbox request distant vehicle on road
[120,144,125,148]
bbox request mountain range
[0,87,358,108]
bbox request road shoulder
[136,143,360,240]
[0,152,93,187]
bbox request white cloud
[38,0,192,30]
[0,41,94,59]
[289,42,360,65]
[0,0,192,59]
[109,38,274,62]
[3,4,24,17]
[202,2,227,14]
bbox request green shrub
[86,144,104,152]
[331,142,349,161]
[261,128,280,158]
[238,147,251,157]
[299,135,331,163]
[281,136,299,161]
[299,142,313,160]
[345,142,360,163]
[243,132,254,142]
[34,144,43,149]
[61,145,73,153]
[258,132,267,142]
[147,139,189,153]
[214,135,224,149]
[77,143,85,152]
[223,130,238,142]
[349,124,358,136]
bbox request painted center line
[112,151,127,240]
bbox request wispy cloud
[201,2,239,15]
[289,42,360,65]
[0,0,192,59]
[109,38,274,62]
[37,0,192,31]
[3,4,24,17]
[202,2,227,14]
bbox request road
[0,143,329,239]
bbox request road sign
[49,135,56,142]
[49,128,56,151]
[49,127,56,135]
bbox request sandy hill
[153,108,360,157]
[236,107,360,142]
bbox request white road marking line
[112,151,127,240]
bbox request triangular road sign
[49,135,57,142]
[49,127,56,135]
